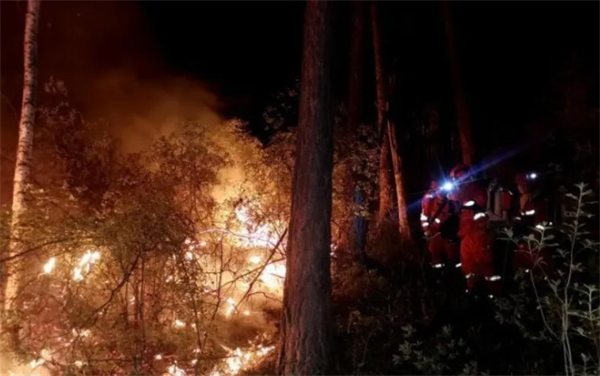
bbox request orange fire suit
[512,193,553,274]
[421,192,459,267]
[450,181,501,293]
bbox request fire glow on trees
[2,79,363,376]
[2,118,294,376]
[7,196,287,376]
[0,72,377,374]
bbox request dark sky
[1,1,597,127]
[139,2,305,108]
[138,1,599,143]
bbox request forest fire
[206,338,276,376]
[3,198,285,376]
[1,0,597,375]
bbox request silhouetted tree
[371,2,412,242]
[346,0,368,262]
[277,0,334,374]
[441,0,473,166]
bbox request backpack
[487,178,512,223]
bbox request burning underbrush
[6,201,287,376]
[1,118,293,376]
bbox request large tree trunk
[372,3,395,227]
[377,133,395,224]
[346,0,368,262]
[277,0,334,374]
[371,2,412,241]
[386,119,412,242]
[1,0,41,371]
[441,0,473,166]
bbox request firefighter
[449,164,502,296]
[421,181,460,270]
[512,172,553,274]
[420,181,437,230]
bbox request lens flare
[441,181,454,192]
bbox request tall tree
[441,0,473,166]
[346,0,368,261]
[1,0,41,370]
[371,2,412,241]
[277,0,334,374]
[372,5,395,228]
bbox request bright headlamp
[441,181,455,192]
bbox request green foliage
[495,183,599,376]
[254,86,380,246]
[329,182,599,376]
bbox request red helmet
[450,164,470,180]
[514,173,528,185]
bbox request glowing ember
[225,298,236,317]
[79,250,100,268]
[29,359,44,369]
[209,340,276,376]
[173,319,186,328]
[73,267,84,282]
[248,255,262,264]
[166,364,186,376]
[260,263,286,290]
[235,207,250,223]
[232,205,282,248]
[42,257,56,274]
[73,250,101,281]
[72,329,91,338]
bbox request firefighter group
[420,164,552,298]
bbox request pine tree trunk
[386,119,412,242]
[371,2,412,241]
[1,0,41,370]
[277,0,334,374]
[372,4,396,227]
[377,116,396,225]
[346,0,367,261]
[441,0,473,166]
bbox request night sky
[1,1,598,202]
[2,1,597,125]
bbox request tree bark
[441,0,473,166]
[1,0,41,371]
[377,132,395,224]
[277,0,334,374]
[371,2,412,241]
[372,3,395,227]
[387,119,412,242]
[346,0,368,261]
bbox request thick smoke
[0,1,241,205]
